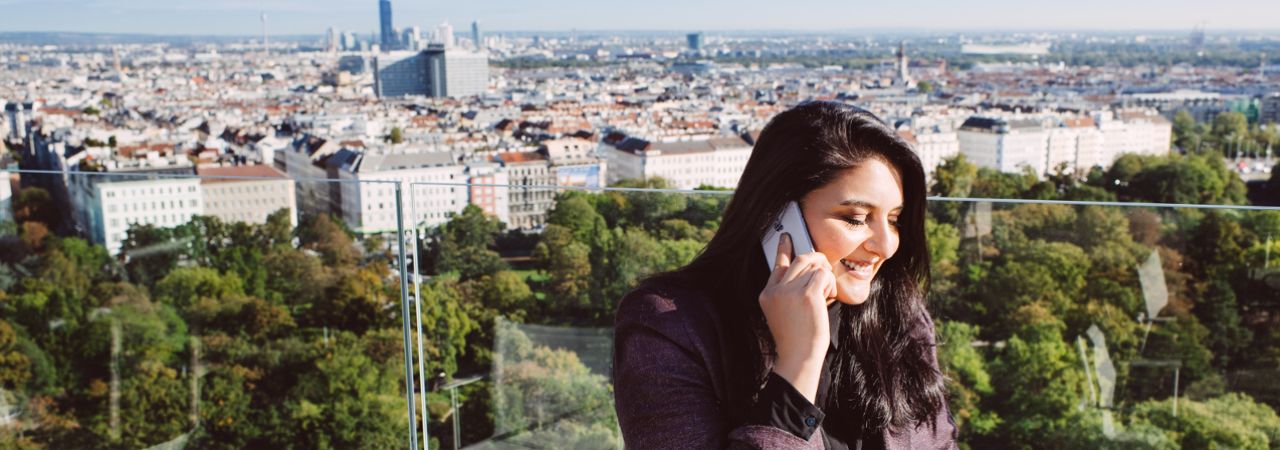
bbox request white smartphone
[761,201,816,270]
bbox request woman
[612,101,956,449]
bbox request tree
[193,366,257,449]
[534,224,593,312]
[298,214,358,267]
[1211,112,1249,147]
[415,281,478,379]
[309,268,393,333]
[926,219,962,316]
[612,178,688,228]
[929,154,978,225]
[490,319,620,448]
[978,239,1091,336]
[261,208,294,249]
[917,80,935,94]
[936,321,999,444]
[153,267,245,312]
[989,302,1088,448]
[0,319,32,390]
[280,333,406,449]
[466,271,535,316]
[1173,110,1201,152]
[433,205,508,281]
[546,193,608,245]
[263,247,329,311]
[387,127,404,144]
[13,187,59,227]
[121,223,184,287]
[1125,393,1280,449]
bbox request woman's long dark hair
[650,101,945,435]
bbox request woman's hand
[758,233,835,403]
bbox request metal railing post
[395,182,420,450]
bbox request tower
[379,0,397,51]
[896,40,911,86]
[472,21,482,50]
[261,12,269,58]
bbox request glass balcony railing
[2,169,1278,449]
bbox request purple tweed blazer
[613,280,957,449]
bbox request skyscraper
[379,0,397,51]
[687,33,703,51]
[472,21,482,50]
[437,22,455,48]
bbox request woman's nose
[865,218,898,257]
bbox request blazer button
[805,416,817,427]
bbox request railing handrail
[6,168,1280,211]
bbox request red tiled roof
[1063,117,1096,128]
[494,151,547,164]
[197,165,289,184]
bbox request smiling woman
[612,101,955,449]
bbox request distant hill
[0,31,321,47]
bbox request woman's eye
[842,217,866,228]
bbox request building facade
[374,49,489,99]
[424,48,489,98]
[598,133,751,190]
[337,151,469,234]
[81,177,203,256]
[198,164,298,227]
[374,51,430,98]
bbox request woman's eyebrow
[838,199,904,212]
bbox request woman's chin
[835,283,871,305]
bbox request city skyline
[1,0,1279,37]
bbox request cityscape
[2,0,1280,449]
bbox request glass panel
[928,199,1280,448]
[4,165,1276,449]
[0,170,412,449]
[410,181,731,449]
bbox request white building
[597,133,751,190]
[424,48,489,98]
[197,164,298,227]
[78,177,203,256]
[957,117,1052,175]
[957,111,1169,175]
[1096,110,1173,159]
[337,151,468,234]
[898,127,959,181]
[0,170,12,224]
[1048,117,1104,172]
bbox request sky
[1,0,1278,36]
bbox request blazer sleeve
[612,288,825,450]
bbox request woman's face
[800,157,903,305]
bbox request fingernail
[780,232,790,247]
